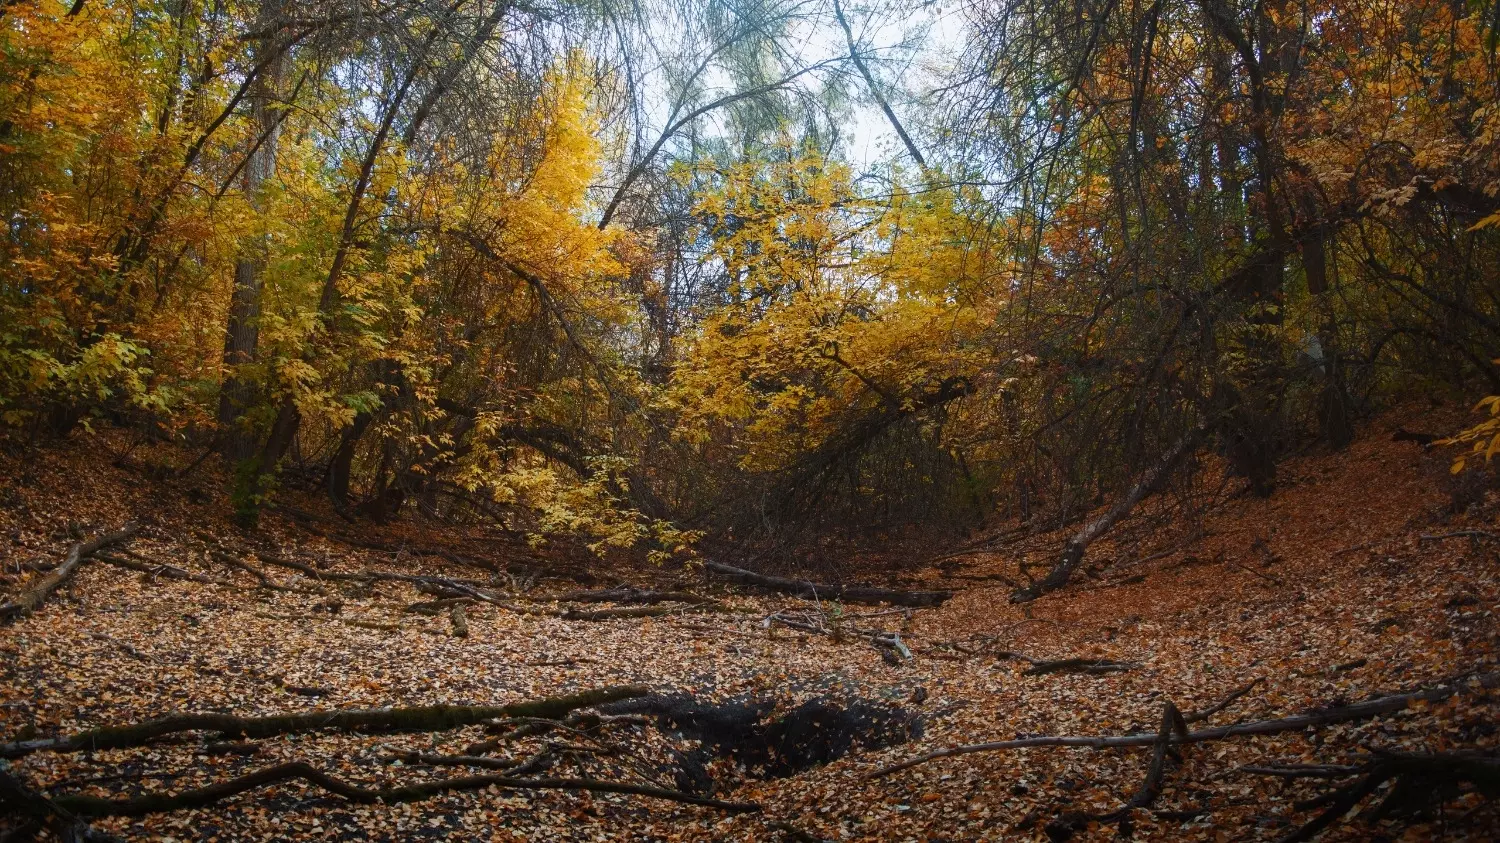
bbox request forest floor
[1,406,1497,842]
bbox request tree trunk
[246,1,465,520]
[1012,425,1203,602]
[218,0,288,461]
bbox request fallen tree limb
[1238,762,1363,779]
[405,597,474,615]
[1022,658,1135,676]
[868,671,1500,779]
[1278,751,1500,843]
[1127,702,1188,811]
[256,553,504,597]
[49,761,761,817]
[252,611,401,632]
[0,523,139,622]
[94,553,232,588]
[1043,700,1191,838]
[551,587,714,605]
[703,561,952,607]
[560,604,718,621]
[0,763,124,842]
[0,685,648,759]
[275,507,500,571]
[1418,530,1500,543]
[210,550,322,594]
[384,749,532,771]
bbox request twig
[1184,678,1264,723]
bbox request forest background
[3,0,1500,595]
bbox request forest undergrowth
[2,405,1496,842]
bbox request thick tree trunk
[218,0,288,461]
[247,3,463,518]
[1012,426,1203,602]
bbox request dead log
[48,761,761,817]
[209,550,322,594]
[703,561,952,607]
[0,685,648,758]
[1126,702,1188,810]
[868,671,1500,779]
[0,523,139,622]
[384,749,531,771]
[1012,426,1204,603]
[256,553,503,598]
[405,596,474,615]
[276,506,499,571]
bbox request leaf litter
[1,407,1496,841]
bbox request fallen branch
[0,523,139,622]
[704,561,951,607]
[0,763,124,842]
[872,632,913,666]
[276,507,499,571]
[1278,751,1500,843]
[1022,657,1135,676]
[560,604,717,621]
[93,553,232,588]
[405,597,473,615]
[252,611,401,632]
[1238,762,1363,779]
[868,671,1500,779]
[1,685,648,758]
[1185,678,1264,723]
[257,553,511,604]
[1418,530,1500,543]
[1012,426,1204,603]
[551,587,714,605]
[1126,702,1188,811]
[49,761,760,817]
